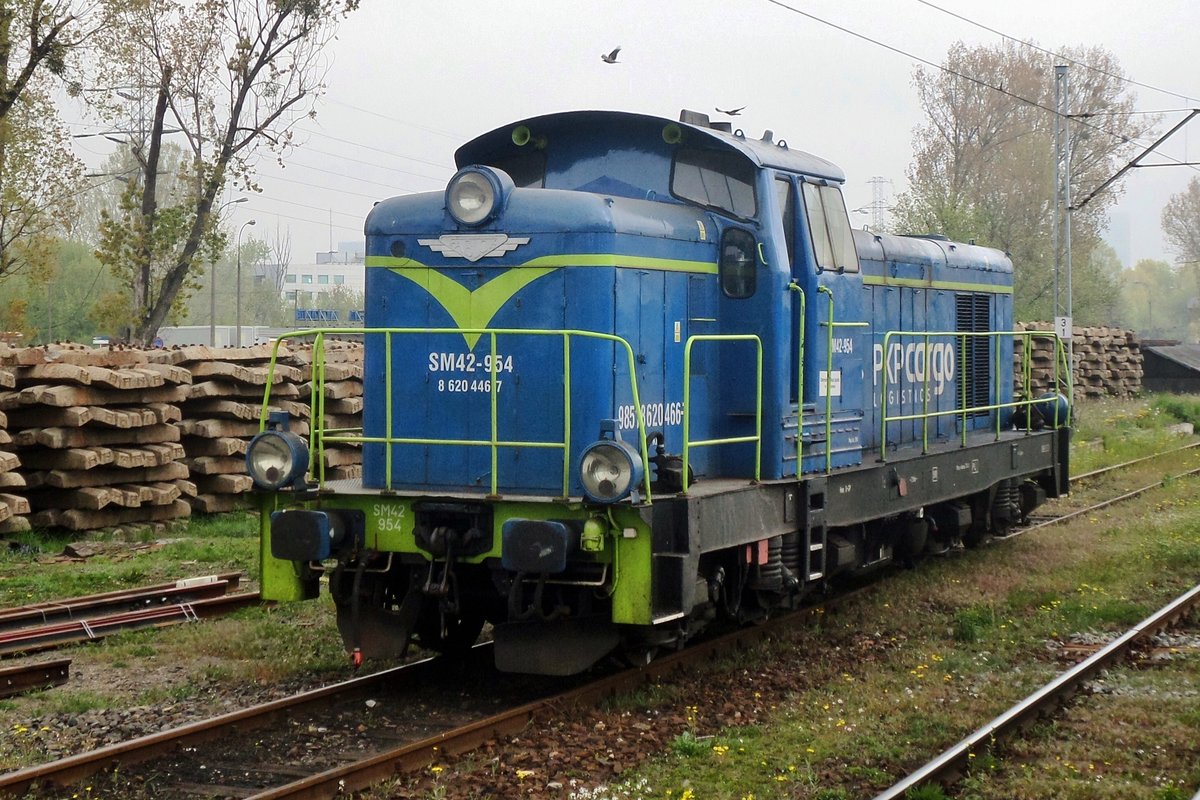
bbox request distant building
[282,241,366,304]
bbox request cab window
[774,177,795,266]
[719,228,757,298]
[489,152,546,188]
[802,182,860,273]
[672,148,757,219]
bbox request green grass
[580,397,1200,799]
[1070,395,1197,474]
[0,512,259,606]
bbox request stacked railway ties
[0,446,1196,798]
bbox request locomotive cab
[252,109,1070,675]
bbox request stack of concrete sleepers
[0,364,30,534]
[0,344,192,531]
[285,340,364,482]
[157,344,307,513]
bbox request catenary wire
[913,0,1198,104]
[762,0,1200,178]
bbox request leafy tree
[1162,176,1200,267]
[1116,258,1190,341]
[0,239,117,342]
[88,0,358,345]
[0,84,83,282]
[0,0,93,120]
[0,2,99,287]
[891,41,1153,323]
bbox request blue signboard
[294,309,340,323]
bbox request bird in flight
[601,46,621,64]
[715,106,746,116]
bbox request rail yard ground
[0,396,1199,798]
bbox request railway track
[1070,440,1200,484]
[0,592,855,799]
[871,581,1200,800]
[4,443,1197,798]
[0,573,258,657]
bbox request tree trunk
[133,68,172,321]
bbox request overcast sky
[70,0,1200,269]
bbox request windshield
[671,148,757,219]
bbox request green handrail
[787,282,806,472]
[878,329,1070,462]
[681,334,763,494]
[260,327,653,502]
[818,286,870,474]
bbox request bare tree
[891,41,1153,322]
[90,0,358,344]
[1163,177,1200,265]
[267,221,292,293]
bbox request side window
[719,228,757,299]
[820,185,860,273]
[802,182,861,273]
[802,183,834,270]
[774,177,795,266]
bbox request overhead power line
[761,0,1200,178]
[913,0,1198,104]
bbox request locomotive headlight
[445,166,513,227]
[246,429,309,490]
[579,424,644,504]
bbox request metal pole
[235,219,256,347]
[212,198,247,346]
[209,259,217,346]
[1054,65,1073,386]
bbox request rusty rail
[872,582,1200,800]
[0,658,71,699]
[0,592,261,657]
[0,572,243,632]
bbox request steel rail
[0,658,71,699]
[7,458,1195,796]
[0,593,858,799]
[872,581,1200,800]
[0,573,243,632]
[0,648,481,796]
[1071,440,1200,483]
[1019,465,1200,536]
[244,597,861,800]
[0,592,262,657]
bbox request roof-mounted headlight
[579,420,644,504]
[246,412,310,490]
[445,166,513,227]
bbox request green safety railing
[681,334,763,494]
[879,329,1071,462]
[818,286,870,474]
[787,282,807,472]
[259,328,653,502]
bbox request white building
[280,242,366,304]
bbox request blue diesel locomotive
[248,109,1071,675]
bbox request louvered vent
[955,293,991,416]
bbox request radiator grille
[955,293,992,416]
